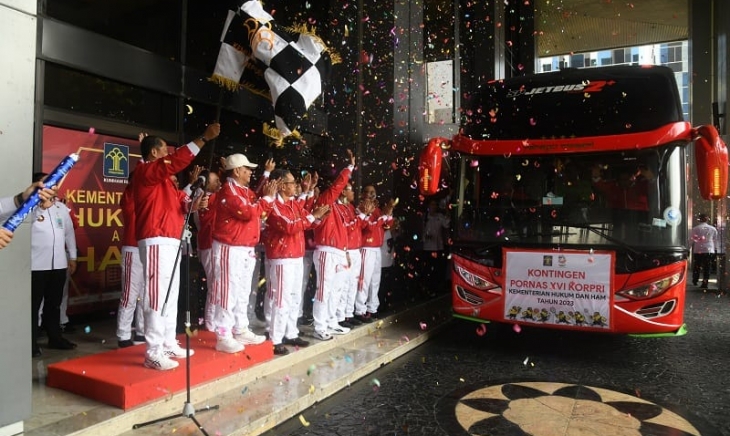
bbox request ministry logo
[103,143,129,179]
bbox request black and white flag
[210,0,335,139]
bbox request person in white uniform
[30,173,78,357]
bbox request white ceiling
[534,0,689,56]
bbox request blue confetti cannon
[2,153,79,232]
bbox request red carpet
[46,331,273,410]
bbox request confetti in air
[475,323,487,336]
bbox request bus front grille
[635,299,677,318]
[456,285,484,305]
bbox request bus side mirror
[694,125,728,200]
[418,137,447,196]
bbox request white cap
[224,153,258,170]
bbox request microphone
[3,153,79,232]
[191,174,207,191]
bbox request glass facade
[44,0,182,61]
[44,63,178,131]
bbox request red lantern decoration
[418,137,446,196]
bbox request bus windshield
[460,65,684,140]
[453,144,687,249]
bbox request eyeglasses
[282,180,297,185]
[344,187,353,191]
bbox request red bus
[420,65,727,336]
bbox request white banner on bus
[503,249,613,330]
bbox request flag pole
[206,90,225,170]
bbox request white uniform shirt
[381,229,394,268]
[690,222,719,254]
[31,201,77,271]
[422,211,450,251]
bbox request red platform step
[46,331,273,410]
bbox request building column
[0,1,37,435]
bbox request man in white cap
[211,153,278,353]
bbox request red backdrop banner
[42,126,142,315]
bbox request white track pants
[139,238,181,358]
[312,248,349,334]
[198,248,217,330]
[117,246,145,340]
[267,258,303,344]
[298,251,314,317]
[337,249,362,321]
[212,241,256,338]
[356,247,382,315]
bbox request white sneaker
[328,324,351,335]
[216,337,244,354]
[144,354,179,371]
[312,330,333,341]
[234,329,266,345]
[164,345,194,359]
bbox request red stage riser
[46,331,274,410]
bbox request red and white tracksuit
[132,143,199,360]
[117,180,144,342]
[356,209,394,315]
[263,195,316,345]
[211,178,273,340]
[193,190,218,330]
[312,166,354,335]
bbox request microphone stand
[133,187,218,435]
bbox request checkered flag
[210,0,335,138]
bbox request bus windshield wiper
[561,222,644,256]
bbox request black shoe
[692,280,698,286]
[367,312,378,319]
[354,313,374,324]
[132,335,146,345]
[346,317,362,326]
[340,320,355,329]
[283,336,310,347]
[701,281,709,288]
[32,346,42,358]
[118,339,134,348]
[47,338,77,350]
[297,316,314,326]
[60,324,77,334]
[273,344,290,355]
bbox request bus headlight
[456,266,494,290]
[616,273,681,300]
